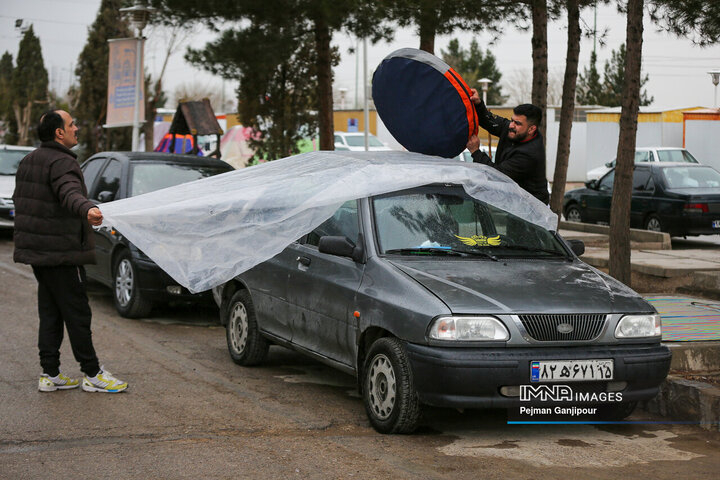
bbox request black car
[81,152,234,317]
[564,162,720,236]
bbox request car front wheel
[225,290,268,366]
[113,250,152,318]
[362,337,421,434]
[565,204,584,223]
[644,214,663,232]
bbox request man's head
[508,104,542,142]
[38,110,78,149]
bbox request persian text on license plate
[531,359,613,382]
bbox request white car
[334,131,392,151]
[0,144,34,228]
[586,147,700,181]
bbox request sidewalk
[560,221,720,430]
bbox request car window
[0,149,29,175]
[372,186,564,257]
[334,135,343,145]
[632,169,652,191]
[635,151,651,163]
[656,150,698,163]
[94,159,122,201]
[344,135,384,147]
[82,158,107,195]
[662,166,720,189]
[306,200,359,246]
[598,171,615,191]
[130,162,231,197]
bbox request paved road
[673,234,720,250]
[0,232,718,479]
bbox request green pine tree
[576,51,603,105]
[0,52,17,144]
[441,38,508,105]
[10,26,48,146]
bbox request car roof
[87,151,233,168]
[643,161,708,168]
[635,146,687,152]
[0,144,35,151]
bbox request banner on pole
[106,38,144,128]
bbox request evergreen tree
[10,26,48,146]
[441,38,507,105]
[577,44,652,107]
[0,52,17,144]
[576,51,603,105]
[650,0,720,46]
[74,0,132,155]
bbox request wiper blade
[498,245,570,259]
[385,247,467,257]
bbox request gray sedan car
[214,183,671,433]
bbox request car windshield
[0,149,29,175]
[344,135,384,147]
[372,186,566,258]
[130,163,231,197]
[656,150,698,163]
[661,166,720,189]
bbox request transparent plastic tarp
[101,151,557,293]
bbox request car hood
[0,175,15,198]
[387,258,651,314]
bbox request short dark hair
[513,104,543,127]
[37,110,64,142]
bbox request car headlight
[615,314,661,338]
[428,316,509,341]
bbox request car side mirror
[97,191,115,203]
[605,161,613,168]
[585,179,597,189]
[566,239,585,256]
[318,235,364,262]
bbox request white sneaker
[38,372,80,392]
[82,367,128,393]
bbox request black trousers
[32,265,100,377]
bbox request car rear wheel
[564,204,583,223]
[113,250,152,318]
[644,214,663,232]
[362,337,421,434]
[225,290,268,366]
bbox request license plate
[713,220,720,228]
[531,359,613,382]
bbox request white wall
[685,120,720,170]
[546,119,588,182]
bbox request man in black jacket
[13,110,128,393]
[466,89,549,204]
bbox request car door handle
[296,256,311,267]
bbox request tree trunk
[314,15,334,151]
[418,1,436,54]
[13,101,32,146]
[550,0,581,218]
[609,0,644,286]
[530,0,548,141]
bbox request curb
[642,375,720,431]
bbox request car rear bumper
[405,342,671,409]
[134,256,213,304]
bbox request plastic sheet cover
[100,151,558,293]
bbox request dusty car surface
[215,181,671,433]
[81,151,233,317]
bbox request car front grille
[518,314,607,341]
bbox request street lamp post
[120,1,154,152]
[478,78,493,159]
[708,70,720,108]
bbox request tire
[564,204,584,223]
[362,337,421,434]
[644,214,663,232]
[596,401,637,421]
[113,250,153,318]
[225,290,269,366]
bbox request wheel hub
[115,259,133,307]
[229,303,248,353]
[368,354,396,420]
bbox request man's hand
[466,134,480,153]
[87,207,103,226]
[469,88,481,105]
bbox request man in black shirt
[467,88,549,204]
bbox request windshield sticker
[455,234,501,247]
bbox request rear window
[656,150,699,163]
[130,162,231,197]
[0,149,31,175]
[661,166,720,189]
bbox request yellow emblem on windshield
[455,234,501,247]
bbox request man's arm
[49,157,100,223]
[469,88,508,138]
[491,150,537,182]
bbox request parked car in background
[0,145,34,229]
[334,131,392,151]
[565,162,720,236]
[586,147,700,181]
[81,152,234,317]
[214,180,670,434]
